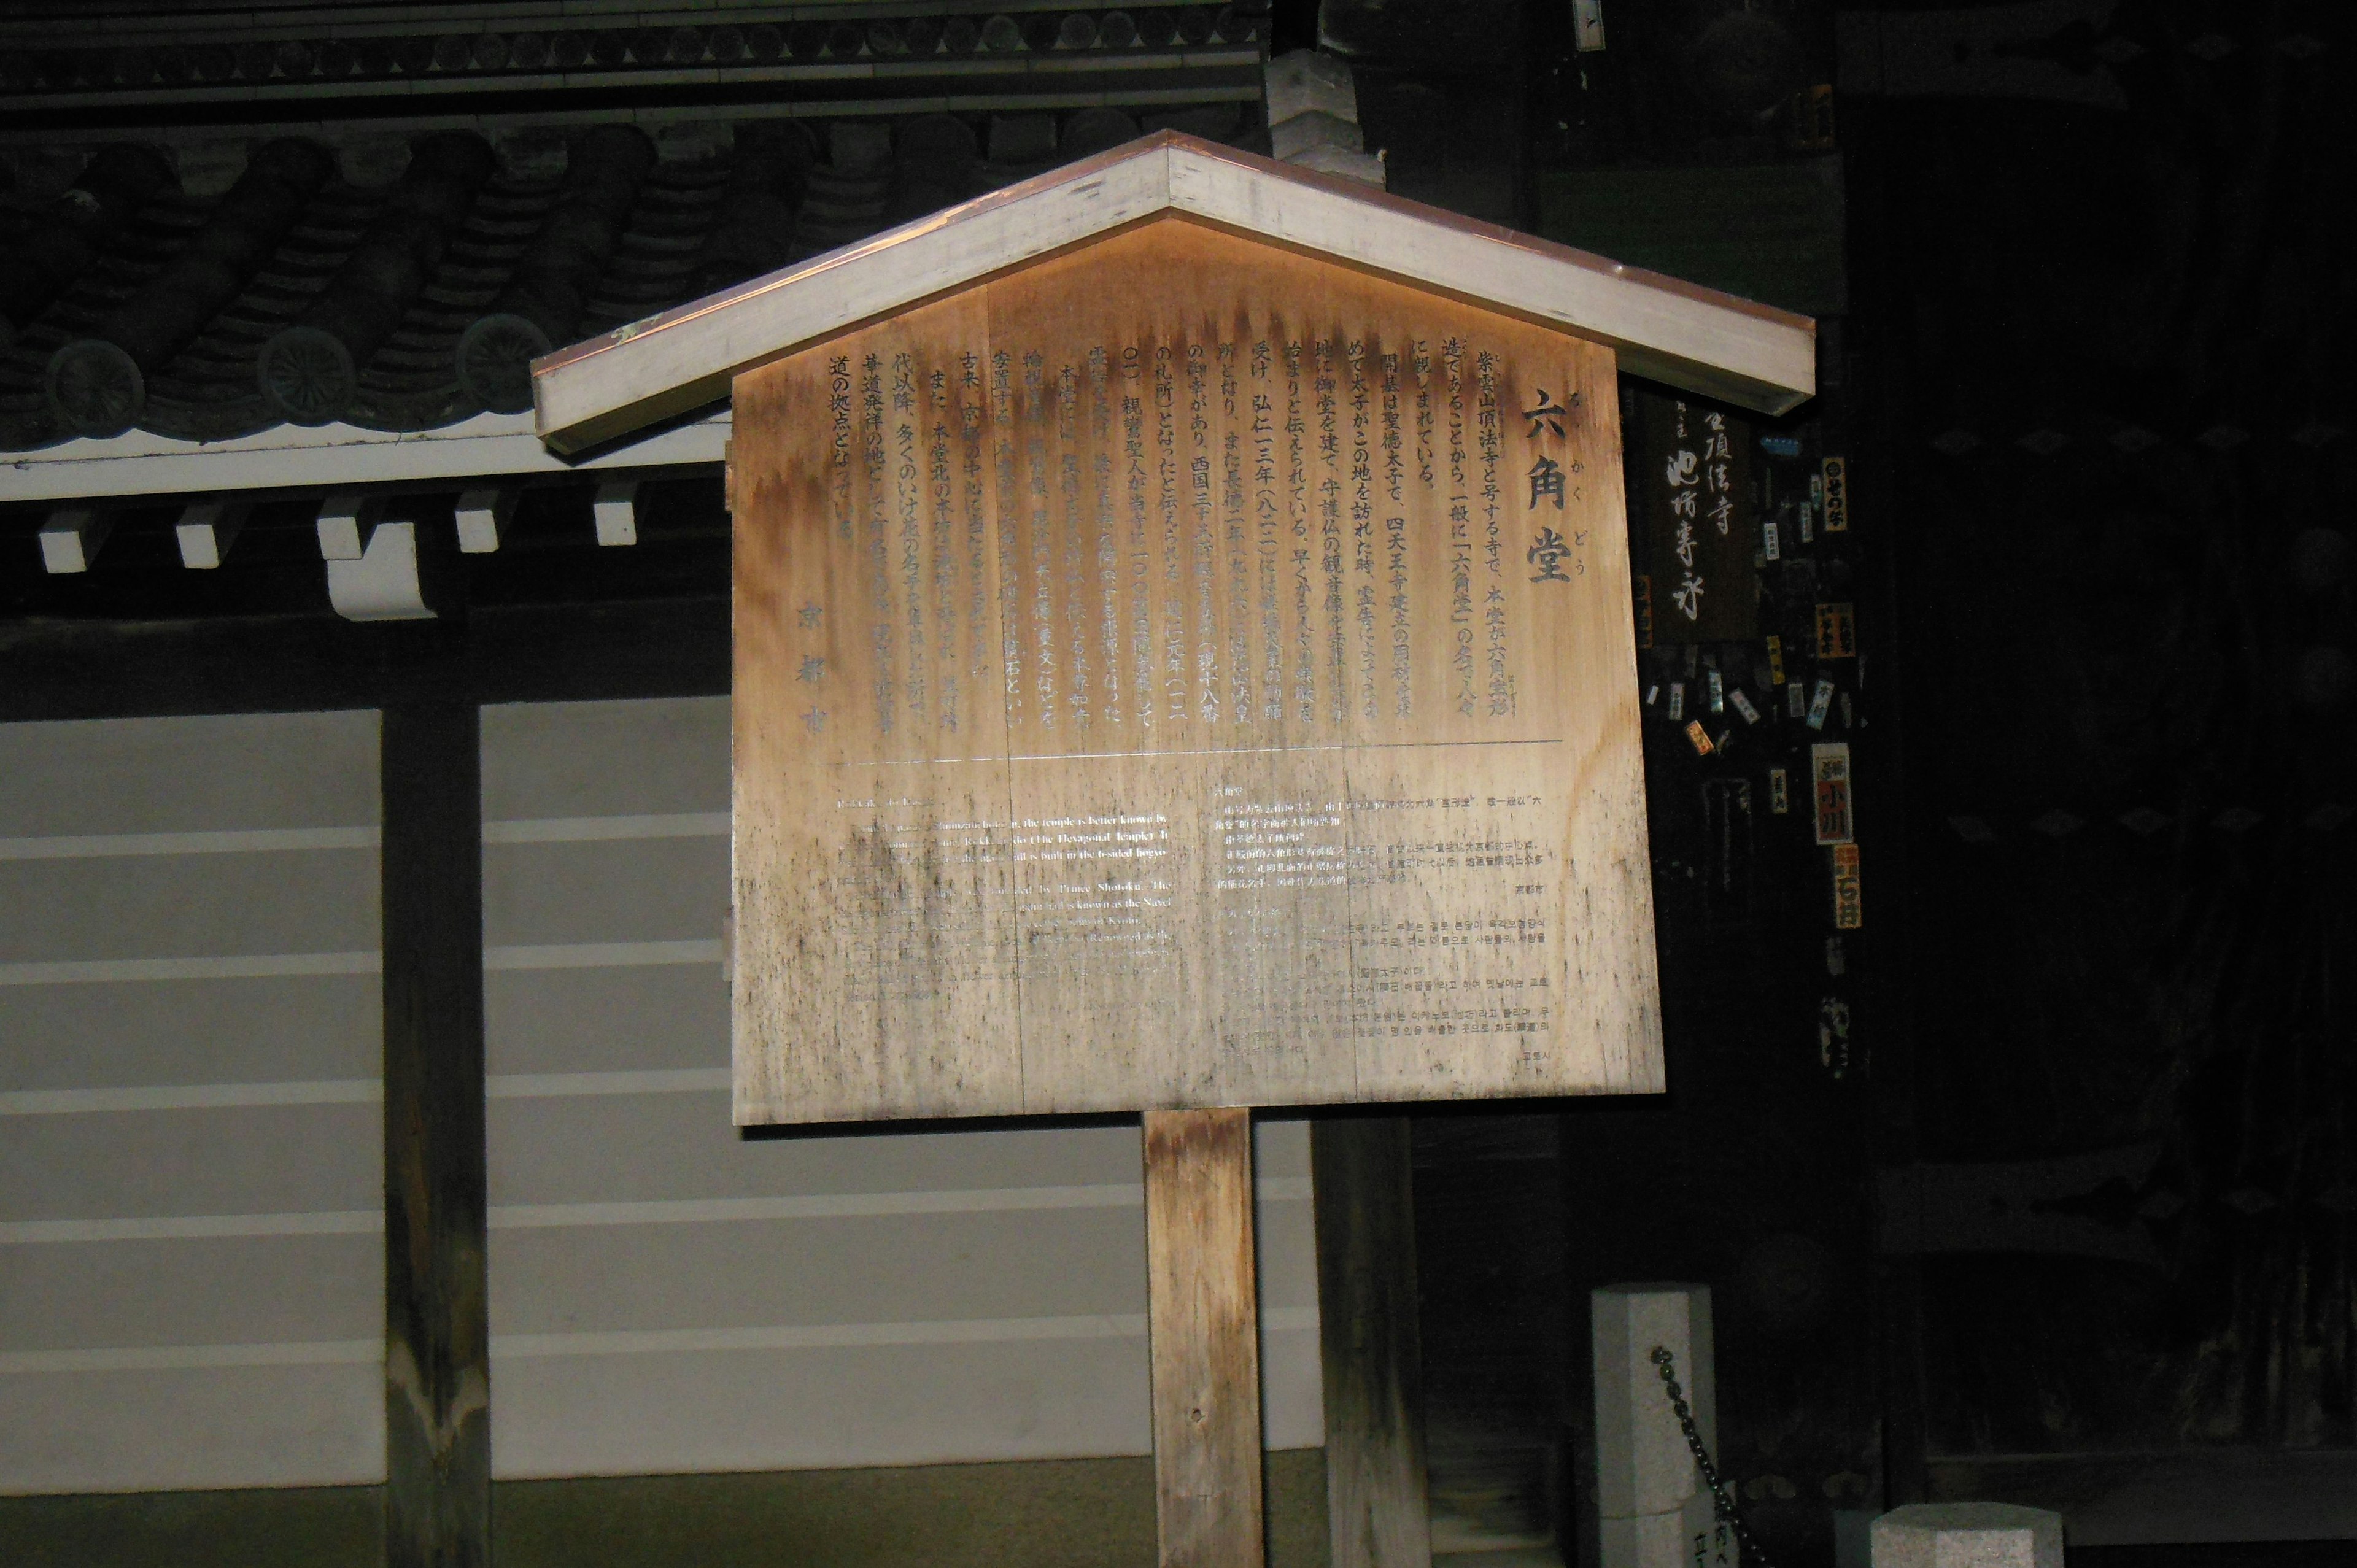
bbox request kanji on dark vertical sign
[1634,388,1755,643]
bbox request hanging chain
[1649,1345,1777,1568]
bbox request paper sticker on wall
[1806,677,1835,730]
[1831,841,1863,929]
[1686,719,1715,756]
[1819,994,1852,1076]
[1815,601,1856,659]
[1769,766,1790,814]
[1821,455,1849,532]
[1701,777,1755,928]
[1767,635,1786,685]
[1812,741,1854,844]
[1573,0,1607,51]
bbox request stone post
[1870,1503,2063,1568]
[1593,1284,1735,1568]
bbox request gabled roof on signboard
[530,131,1817,455]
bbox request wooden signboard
[729,218,1663,1126]
[537,134,1811,1568]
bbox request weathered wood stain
[731,218,1662,1124]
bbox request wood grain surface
[1143,1107,1264,1568]
[731,216,1663,1124]
[381,703,490,1568]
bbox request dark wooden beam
[0,595,730,724]
[1311,1117,1432,1568]
[381,701,490,1568]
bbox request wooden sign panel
[730,217,1662,1124]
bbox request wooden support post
[1311,1118,1433,1568]
[381,703,491,1568]
[1143,1106,1265,1568]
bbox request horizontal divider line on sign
[0,940,721,987]
[0,1308,1322,1377]
[0,1180,1315,1245]
[0,1068,734,1116]
[0,812,728,862]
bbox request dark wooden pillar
[381,702,490,1568]
[1312,1117,1432,1568]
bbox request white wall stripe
[0,1307,1320,1377]
[0,814,728,862]
[484,813,730,843]
[494,1315,1156,1360]
[0,951,383,986]
[0,1079,381,1116]
[0,827,379,860]
[0,940,721,987]
[0,1211,381,1244]
[490,1185,1141,1230]
[492,1177,1312,1229]
[484,940,722,970]
[1,1179,1315,1245]
[486,1068,730,1098]
[0,1339,380,1375]
[0,1068,735,1116]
